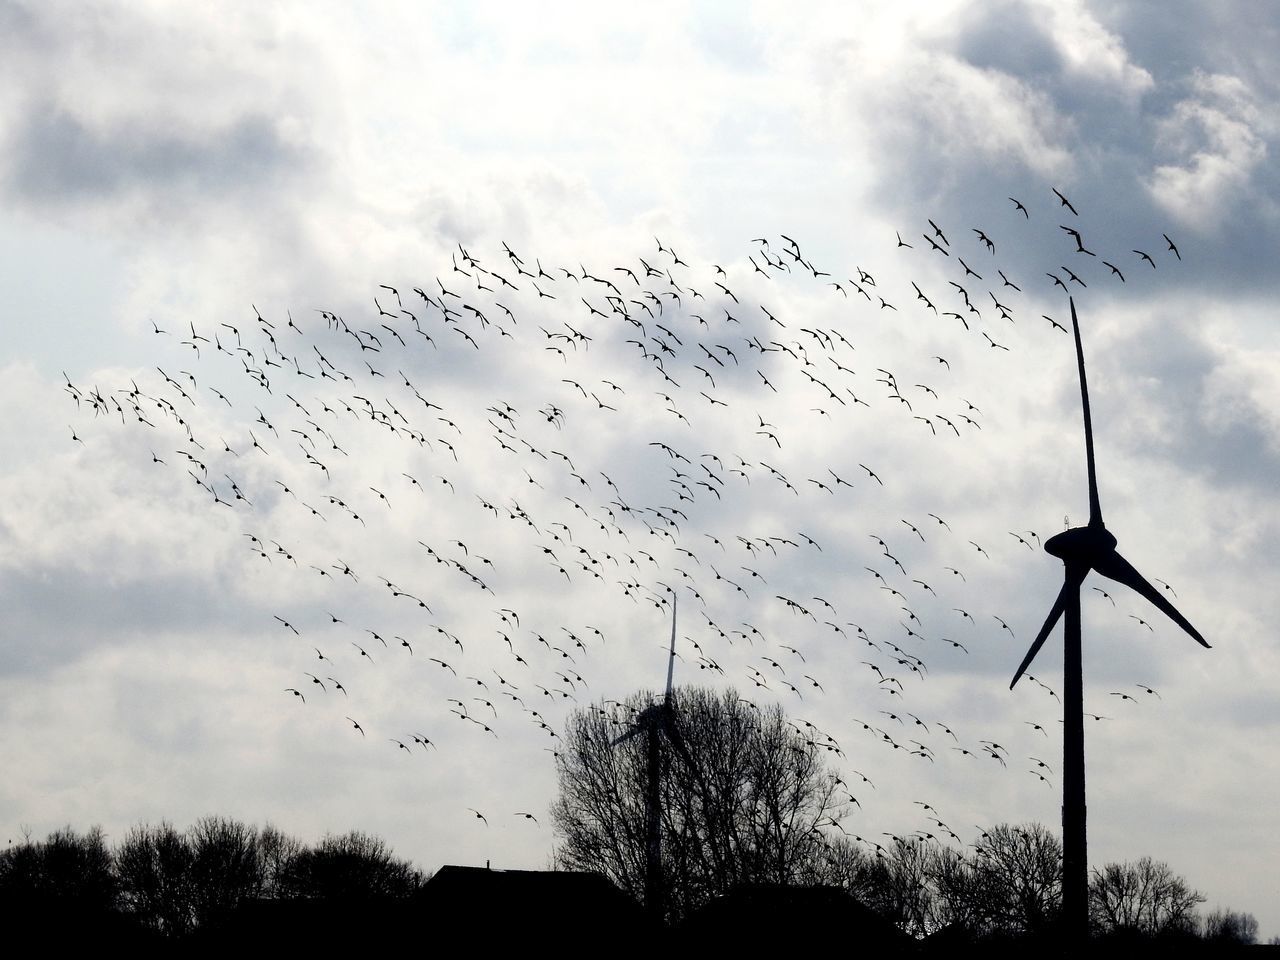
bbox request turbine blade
[1069,298,1103,528]
[664,594,677,701]
[611,724,644,747]
[1095,550,1210,648]
[1010,565,1088,688]
[663,709,696,772]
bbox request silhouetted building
[419,864,648,942]
[679,883,913,952]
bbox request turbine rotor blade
[1010,564,1089,688]
[1069,297,1103,528]
[611,724,644,747]
[663,709,696,772]
[1094,550,1210,648]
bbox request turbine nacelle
[1044,524,1116,564]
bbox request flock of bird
[64,186,1186,853]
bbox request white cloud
[1032,0,1154,99]
[1147,70,1268,227]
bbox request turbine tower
[612,594,689,925]
[1010,297,1210,942]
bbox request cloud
[5,105,309,207]
[1030,0,1154,99]
[0,2,330,229]
[1146,70,1268,227]
[817,21,1073,186]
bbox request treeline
[0,818,1265,947]
[0,817,426,941]
[816,823,1261,948]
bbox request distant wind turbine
[611,595,691,924]
[1009,297,1210,943]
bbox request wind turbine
[1010,297,1210,942]
[611,594,691,924]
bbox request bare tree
[1201,907,1258,945]
[855,836,945,938]
[187,815,263,928]
[115,821,197,936]
[0,825,117,914]
[1089,856,1204,937]
[551,686,850,923]
[277,831,426,900]
[964,823,1062,936]
[258,823,304,899]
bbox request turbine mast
[645,716,662,924]
[1062,560,1088,940]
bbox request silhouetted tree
[0,825,118,915]
[854,836,946,938]
[187,815,264,928]
[276,831,426,900]
[1089,856,1204,938]
[963,823,1062,937]
[1200,907,1258,945]
[551,686,850,923]
[115,821,197,936]
[258,823,304,899]
[804,833,877,894]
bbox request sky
[2,0,1278,937]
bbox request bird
[1052,187,1078,216]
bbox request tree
[276,831,426,900]
[550,686,850,923]
[1089,856,1204,938]
[187,815,264,928]
[962,823,1062,937]
[115,821,197,936]
[257,823,304,899]
[1201,908,1258,945]
[823,824,1061,941]
[854,835,946,938]
[0,825,118,915]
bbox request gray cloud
[5,104,309,207]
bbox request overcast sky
[2,0,1278,937]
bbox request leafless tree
[115,820,197,936]
[258,823,304,899]
[854,836,946,938]
[276,830,426,900]
[1201,907,1259,945]
[551,686,850,923]
[0,825,118,914]
[187,815,264,927]
[963,823,1062,936]
[1089,856,1204,937]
